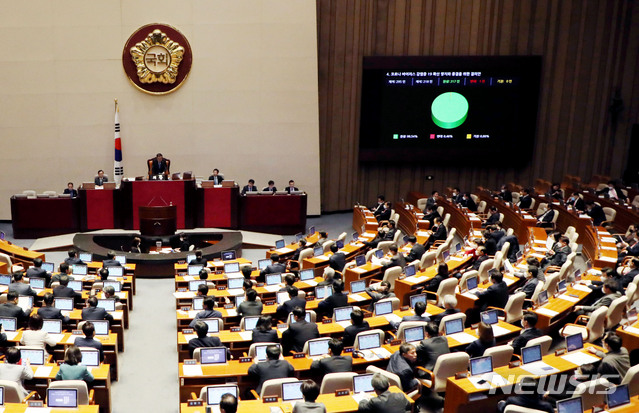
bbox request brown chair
[147,158,171,179]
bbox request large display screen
[359,56,542,165]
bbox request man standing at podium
[150,153,169,180]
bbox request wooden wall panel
[316,0,639,212]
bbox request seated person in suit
[497,377,553,413]
[465,321,496,358]
[282,307,320,354]
[370,195,385,216]
[293,380,326,413]
[285,180,299,193]
[423,217,447,250]
[450,187,463,204]
[94,170,108,186]
[130,237,142,253]
[187,320,226,358]
[63,182,78,197]
[365,281,395,311]
[220,393,237,413]
[26,258,51,287]
[536,204,556,228]
[102,251,121,268]
[357,373,411,413]
[518,188,533,209]
[279,274,297,292]
[585,201,607,226]
[0,347,33,398]
[586,331,630,385]
[542,235,571,271]
[262,180,277,192]
[53,275,81,301]
[497,234,520,262]
[81,296,114,323]
[149,153,169,179]
[426,191,439,210]
[0,291,30,324]
[566,191,586,212]
[74,321,104,362]
[238,289,263,316]
[416,322,450,373]
[375,202,392,222]
[598,181,627,202]
[386,343,419,392]
[328,244,346,272]
[431,295,461,328]
[291,238,307,261]
[619,258,639,289]
[363,230,385,250]
[422,205,440,227]
[9,271,37,297]
[516,266,540,302]
[425,263,449,293]
[50,263,74,286]
[276,286,306,321]
[208,168,224,184]
[509,312,543,355]
[251,315,279,344]
[248,345,294,394]
[546,183,563,201]
[474,270,508,311]
[483,206,501,227]
[381,244,406,271]
[337,308,367,346]
[317,267,336,287]
[310,338,353,376]
[64,249,83,266]
[460,192,477,211]
[259,253,286,283]
[241,179,258,195]
[317,280,348,318]
[405,236,426,262]
[497,184,512,202]
[391,301,430,330]
[574,279,622,317]
[55,345,94,383]
[38,292,70,323]
[189,297,222,328]
[20,314,57,351]
[189,250,208,266]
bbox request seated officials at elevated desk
[148,152,170,180]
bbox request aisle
[111,278,178,413]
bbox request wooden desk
[616,321,639,352]
[302,242,367,273]
[265,232,321,260]
[11,196,81,239]
[79,187,117,230]
[1,404,99,413]
[444,347,602,413]
[179,386,412,413]
[198,186,239,229]
[0,240,45,269]
[66,310,125,351]
[352,206,380,234]
[343,262,383,287]
[240,194,307,235]
[0,262,7,274]
[478,192,537,242]
[577,189,639,233]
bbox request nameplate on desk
[277,323,287,330]
[344,347,354,353]
[455,372,468,379]
[263,396,278,403]
[239,357,253,363]
[183,328,194,335]
[335,389,350,397]
[264,301,275,306]
[184,359,197,365]
[230,327,241,332]
[305,296,315,301]
[216,270,223,275]
[389,339,402,346]
[293,352,306,359]
[181,306,190,311]
[363,313,372,318]
[555,348,567,356]
[72,330,83,335]
[28,401,44,407]
[398,275,406,280]
[592,405,605,413]
[178,261,186,265]
[188,400,203,407]
[178,288,187,292]
[123,276,127,280]
[509,361,521,368]
[224,304,234,309]
[400,306,410,311]
[217,286,226,290]
[322,319,332,324]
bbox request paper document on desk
[557,294,580,303]
[405,276,428,284]
[352,392,374,404]
[449,256,465,261]
[519,361,560,376]
[572,284,592,293]
[535,308,559,317]
[225,309,237,317]
[25,408,49,413]
[34,366,53,378]
[48,334,65,343]
[183,334,196,341]
[182,276,196,281]
[182,364,204,376]
[351,267,367,274]
[601,246,617,251]
[4,332,18,341]
[601,237,616,243]
[372,348,392,359]
[560,352,601,366]
[523,215,534,219]
[530,253,546,259]
[622,326,639,335]
[174,292,194,299]
[348,293,366,302]
[263,285,281,292]
[66,335,78,344]
[599,256,617,263]
[448,332,477,344]
[227,288,244,296]
[383,313,403,324]
[185,310,199,318]
[315,255,328,261]
[462,291,479,299]
[238,331,253,340]
[275,247,294,254]
[491,325,513,337]
[337,321,351,329]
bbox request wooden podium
[139,205,177,236]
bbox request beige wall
[0,0,321,220]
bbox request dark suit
[189,309,223,328]
[282,320,320,354]
[262,186,277,192]
[588,205,607,226]
[238,301,263,316]
[64,257,83,266]
[465,338,496,358]
[423,211,440,226]
[94,176,108,186]
[511,328,543,355]
[53,285,79,299]
[547,245,571,267]
[384,254,406,271]
[376,208,391,222]
[0,303,29,323]
[357,390,411,413]
[26,267,51,287]
[328,252,346,272]
[310,355,352,375]
[343,321,370,348]
[470,255,489,271]
[417,336,450,371]
[63,188,78,197]
[248,359,294,394]
[241,185,258,195]
[8,283,36,297]
[284,186,299,193]
[485,212,501,226]
[208,175,224,185]
[484,237,497,256]
[461,197,477,212]
[621,269,639,289]
[81,307,114,323]
[497,235,520,262]
[475,281,509,311]
[37,306,70,323]
[150,158,169,176]
[579,292,621,315]
[259,263,286,283]
[275,296,306,321]
[424,224,447,250]
[425,274,446,293]
[387,350,418,390]
[371,203,384,216]
[102,259,121,268]
[431,308,460,327]
[74,337,104,361]
[317,292,348,317]
[406,243,426,262]
[499,190,513,203]
[187,336,224,357]
[520,278,539,300]
[498,395,553,413]
[519,195,533,209]
[251,329,279,344]
[188,257,208,266]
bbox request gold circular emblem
[122,24,192,95]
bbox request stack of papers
[348,294,367,302]
[416,231,430,237]
[34,366,53,378]
[48,333,65,343]
[182,276,196,281]
[238,331,253,340]
[351,267,367,274]
[263,285,281,292]
[4,332,18,341]
[560,352,600,366]
[337,321,352,328]
[448,332,477,344]
[305,280,318,287]
[519,361,560,376]
[491,325,513,337]
[225,309,237,317]
[405,275,429,284]
[382,313,402,324]
[182,365,204,376]
[275,247,294,254]
[572,284,592,293]
[622,326,639,335]
[174,292,194,299]
[536,308,559,317]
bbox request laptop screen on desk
[276,291,289,305]
[353,374,374,393]
[42,262,54,272]
[114,255,126,265]
[189,280,206,291]
[289,312,312,324]
[72,264,88,276]
[521,344,542,364]
[334,306,353,322]
[200,347,227,365]
[300,269,315,282]
[315,285,333,299]
[29,278,45,290]
[47,389,78,408]
[92,320,109,336]
[444,318,464,335]
[352,232,359,241]
[404,326,424,343]
[355,255,366,267]
[224,263,240,274]
[455,243,462,252]
[106,266,123,277]
[192,297,204,311]
[243,316,259,331]
[255,344,280,361]
[606,384,630,409]
[17,295,32,312]
[404,264,416,277]
[235,295,245,308]
[97,299,116,312]
[557,280,567,294]
[275,239,285,249]
[308,226,315,236]
[537,290,548,306]
[295,233,303,242]
[374,300,393,316]
[104,280,122,292]
[556,397,583,413]
[207,386,238,406]
[222,251,236,261]
[21,348,44,365]
[0,275,9,286]
[566,333,583,352]
[42,319,62,334]
[0,317,16,332]
[358,333,381,350]
[79,253,92,262]
[68,280,83,292]
[186,254,196,263]
[443,250,450,261]
[375,249,384,259]
[258,259,270,270]
[80,349,100,367]
[466,276,478,291]
[308,339,330,357]
[266,274,282,286]
[201,319,220,333]
[480,310,499,325]
[282,382,303,402]
[410,294,427,309]
[188,265,204,276]
[54,298,73,311]
[313,246,323,257]
[470,356,493,376]
[336,240,344,249]
[350,280,366,294]
[227,277,244,290]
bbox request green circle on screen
[431,92,469,129]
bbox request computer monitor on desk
[565,333,583,352]
[444,318,464,335]
[404,264,416,277]
[107,266,124,277]
[258,259,270,271]
[606,384,630,409]
[299,269,315,282]
[315,285,333,299]
[104,280,122,292]
[221,250,236,260]
[355,255,366,267]
[480,310,499,325]
[114,255,126,265]
[243,316,260,331]
[207,385,239,406]
[72,264,88,276]
[556,397,583,413]
[200,347,227,365]
[353,374,374,393]
[97,299,116,312]
[282,382,303,402]
[521,344,542,365]
[0,317,16,332]
[357,333,381,350]
[47,389,78,409]
[42,262,54,273]
[54,298,74,312]
[92,320,109,336]
[350,280,366,294]
[80,349,100,367]
[334,306,353,322]
[255,344,281,361]
[79,253,92,262]
[42,319,62,334]
[29,278,45,290]
[187,265,204,276]
[469,356,493,376]
[227,276,243,290]
[224,262,240,274]
[275,239,285,249]
[20,348,44,365]
[68,280,83,292]
[404,326,424,343]
[410,294,426,309]
[266,274,282,286]
[308,338,330,357]
[374,300,393,316]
